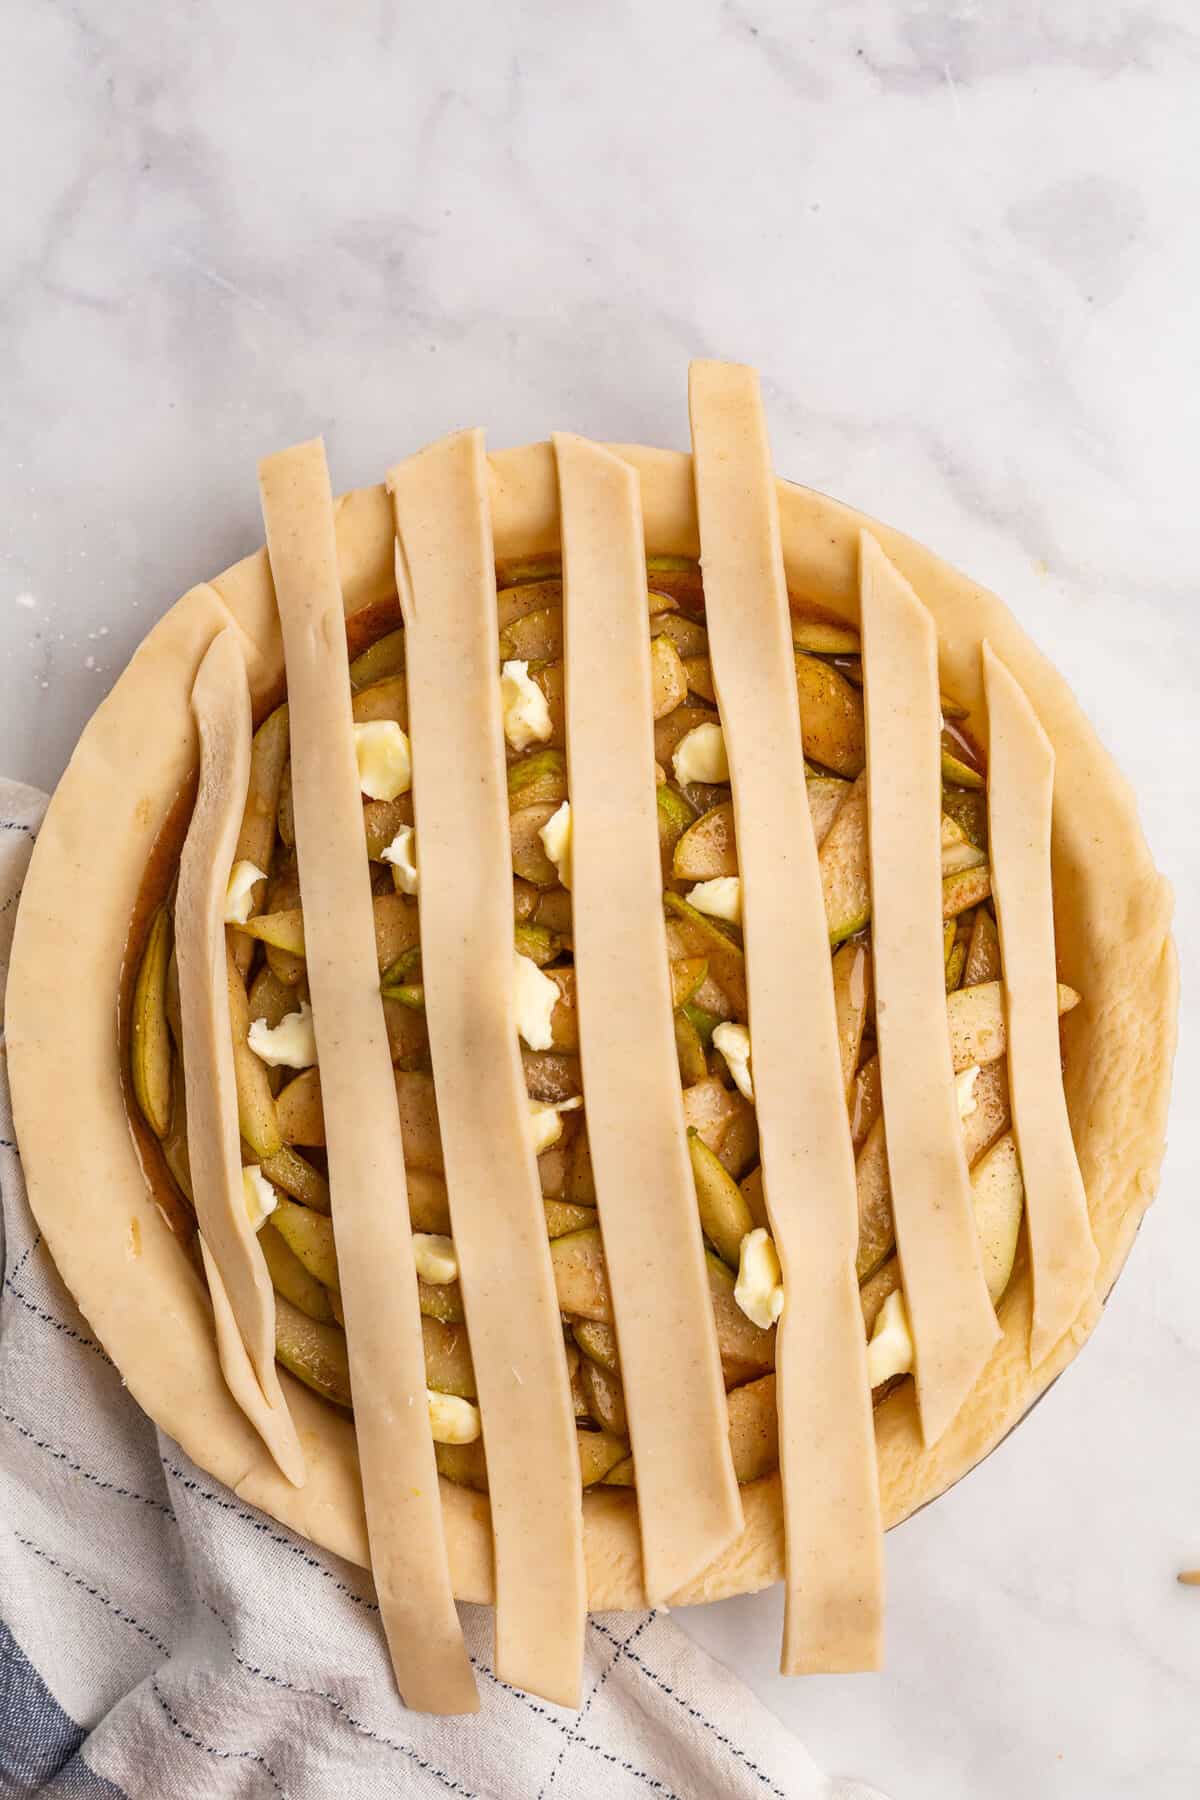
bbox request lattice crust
[5,364,1176,1715]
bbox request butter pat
[242,1165,278,1231]
[354,720,412,801]
[955,1063,980,1119]
[539,800,572,889]
[672,721,729,786]
[501,660,553,751]
[713,1022,754,1101]
[529,1094,584,1156]
[382,823,419,895]
[224,860,267,926]
[247,1000,319,1070]
[734,1227,785,1329]
[413,1232,458,1285]
[866,1287,914,1387]
[688,875,742,925]
[514,950,559,1051]
[428,1390,481,1445]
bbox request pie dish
[5,362,1177,1712]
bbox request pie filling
[128,550,1054,1492]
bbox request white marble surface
[2,2,1198,1793]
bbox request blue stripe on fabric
[0,1619,127,1799]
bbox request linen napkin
[0,776,889,1800]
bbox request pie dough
[860,535,1001,1447]
[982,643,1099,1365]
[4,427,1177,1618]
[259,440,477,1714]
[554,431,742,1604]
[688,366,883,1671]
[389,430,586,1706]
[176,627,304,1486]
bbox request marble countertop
[3,3,1197,1793]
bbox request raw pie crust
[5,430,1177,1623]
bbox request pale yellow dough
[860,535,1001,1447]
[982,643,1099,1365]
[389,431,586,1706]
[176,627,304,1486]
[688,366,882,1672]
[554,432,741,1604]
[4,432,1177,1614]
[259,440,476,1715]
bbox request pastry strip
[259,441,477,1715]
[859,533,1001,1446]
[982,643,1097,1363]
[554,431,743,1605]
[687,367,883,1672]
[388,431,587,1707]
[176,628,304,1487]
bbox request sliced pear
[855,1118,893,1281]
[673,800,737,880]
[236,893,419,974]
[276,759,295,850]
[831,939,872,1102]
[944,864,992,919]
[653,703,717,770]
[650,633,689,719]
[513,921,562,967]
[688,1129,755,1268]
[707,1251,776,1383]
[943,785,988,849]
[522,1049,582,1105]
[497,577,562,630]
[131,904,173,1139]
[970,1131,1025,1303]
[670,956,708,1009]
[275,1295,351,1408]
[349,627,406,690]
[510,801,561,886]
[275,1067,443,1171]
[573,1317,620,1374]
[422,1315,476,1398]
[419,1279,465,1325]
[272,1194,338,1290]
[551,1227,613,1322]
[351,674,409,729]
[227,947,283,1159]
[807,775,850,847]
[673,1009,709,1086]
[260,1144,330,1213]
[435,1437,489,1491]
[544,1199,598,1238]
[739,1165,769,1231]
[792,617,860,655]
[651,611,709,657]
[819,771,870,944]
[680,1076,758,1176]
[499,605,563,664]
[582,1359,628,1437]
[795,653,866,776]
[507,747,569,814]
[578,1427,629,1487]
[363,793,415,860]
[941,746,984,789]
[681,653,716,703]
[964,907,1002,985]
[602,1454,637,1487]
[948,979,1078,1072]
[858,1257,901,1337]
[849,1051,882,1150]
[260,1220,335,1323]
[663,893,747,1017]
[727,1374,779,1482]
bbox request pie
[5,362,1177,1713]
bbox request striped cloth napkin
[0,775,889,1800]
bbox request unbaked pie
[6,361,1177,1714]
